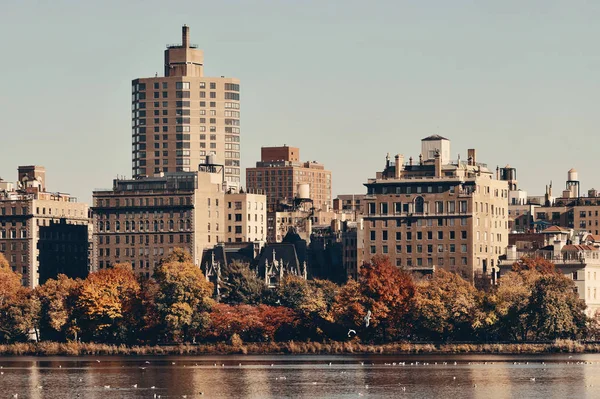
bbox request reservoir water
[0,353,598,398]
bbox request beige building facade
[132,25,241,189]
[92,165,225,276]
[0,166,90,288]
[224,191,267,243]
[246,145,332,212]
[363,136,509,279]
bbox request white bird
[12,395,18,398]
[348,329,356,337]
[172,362,176,365]
[133,384,138,388]
[103,385,110,389]
[151,386,156,389]
[37,386,42,389]
[530,378,536,381]
[145,361,151,364]
[453,376,456,380]
[363,310,372,327]
[96,360,101,363]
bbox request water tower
[566,168,580,198]
[499,165,518,191]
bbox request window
[176,82,190,89]
[414,196,424,213]
[370,231,376,240]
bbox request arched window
[131,221,136,231]
[105,221,110,231]
[125,221,130,231]
[160,220,164,231]
[179,220,184,231]
[154,221,159,232]
[115,221,120,231]
[186,219,191,230]
[145,220,150,231]
[414,196,424,213]
[99,221,104,232]
[169,220,174,231]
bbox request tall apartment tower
[246,145,332,211]
[131,25,241,189]
[363,136,509,280]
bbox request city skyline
[2,1,600,203]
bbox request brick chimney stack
[182,24,190,48]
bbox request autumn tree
[75,263,141,343]
[0,254,39,342]
[153,248,214,343]
[270,276,339,339]
[207,303,298,342]
[412,269,478,341]
[35,275,80,341]
[512,256,557,275]
[332,256,415,341]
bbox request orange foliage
[512,257,557,275]
[208,303,299,342]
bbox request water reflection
[2,354,600,398]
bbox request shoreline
[0,340,598,356]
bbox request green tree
[220,261,265,305]
[154,249,214,342]
[527,272,587,340]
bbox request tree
[527,273,587,340]
[332,256,415,341]
[512,256,557,274]
[0,254,39,342]
[208,304,299,342]
[412,269,478,341]
[271,276,338,339]
[153,250,214,343]
[494,257,587,341]
[35,275,80,341]
[75,263,140,343]
[220,261,265,305]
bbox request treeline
[0,251,594,345]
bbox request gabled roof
[586,234,600,242]
[422,134,449,141]
[540,225,570,234]
[562,244,597,252]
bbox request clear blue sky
[1,0,599,203]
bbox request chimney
[182,24,190,48]
[394,154,404,179]
[434,151,442,178]
[467,149,476,165]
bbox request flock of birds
[3,356,600,397]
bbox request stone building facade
[92,164,225,276]
[363,136,509,279]
[224,191,267,243]
[0,166,90,288]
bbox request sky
[1,0,599,203]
